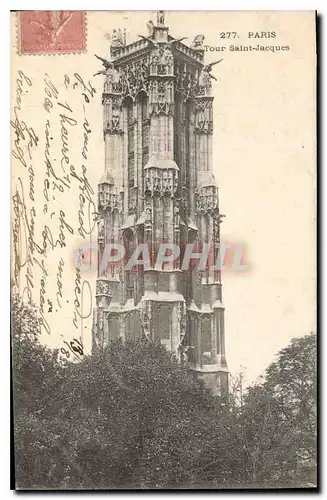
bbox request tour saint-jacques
[92,11,229,394]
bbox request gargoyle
[203,58,224,81]
[94,54,114,77]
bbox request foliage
[233,333,317,488]
[11,293,317,489]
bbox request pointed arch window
[140,92,149,166]
[202,317,212,364]
[126,99,135,212]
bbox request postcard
[11,10,317,490]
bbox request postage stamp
[18,11,86,55]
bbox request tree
[11,293,65,488]
[12,294,317,490]
[239,333,317,488]
[57,340,223,489]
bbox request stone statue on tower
[157,10,165,26]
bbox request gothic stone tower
[92,12,228,393]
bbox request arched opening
[136,225,145,301]
[126,310,142,341]
[202,316,212,365]
[188,313,198,365]
[138,90,150,169]
[123,228,135,300]
[187,228,198,302]
[157,303,172,348]
[108,314,120,341]
[216,308,225,356]
[124,96,135,214]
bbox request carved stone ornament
[175,63,198,101]
[173,206,181,228]
[191,34,205,49]
[141,301,152,340]
[98,183,123,213]
[110,59,150,99]
[149,79,174,116]
[177,301,187,343]
[103,68,120,93]
[197,66,217,96]
[111,28,124,47]
[178,187,189,213]
[195,99,213,134]
[128,187,137,215]
[98,219,105,239]
[213,213,225,243]
[144,168,179,197]
[99,313,104,334]
[195,185,219,215]
[96,279,111,296]
[103,95,123,134]
[150,46,174,76]
[144,201,152,232]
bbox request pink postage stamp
[18,11,86,55]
